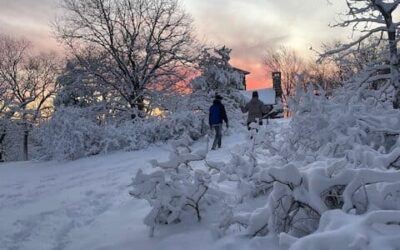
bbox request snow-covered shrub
[130,138,220,236]
[130,52,400,244]
[35,107,207,160]
[218,164,319,237]
[211,123,288,200]
[215,151,275,199]
[286,82,400,168]
[149,134,209,170]
[217,153,258,182]
[287,210,400,250]
[35,107,107,160]
[111,110,206,151]
[215,77,400,239]
[131,169,215,236]
[218,160,400,237]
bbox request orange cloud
[230,58,272,90]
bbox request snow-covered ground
[0,124,280,250]
[0,146,168,250]
[2,117,400,250]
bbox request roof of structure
[240,88,276,105]
[232,67,250,75]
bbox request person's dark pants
[211,124,222,149]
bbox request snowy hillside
[2,115,399,250]
[0,123,274,250]
[3,0,400,249]
[0,146,172,250]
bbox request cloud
[0,0,348,88]
[0,0,56,20]
[184,0,290,87]
[0,0,60,51]
[187,0,289,54]
[184,0,348,88]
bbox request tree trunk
[0,132,5,162]
[394,89,400,109]
[23,129,29,161]
[384,13,400,109]
[129,94,145,119]
[388,29,400,108]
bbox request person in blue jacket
[209,94,229,150]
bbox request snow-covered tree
[54,52,126,124]
[191,46,245,92]
[320,37,387,84]
[301,59,342,95]
[322,0,400,108]
[55,58,108,109]
[56,0,197,116]
[187,46,247,127]
[0,34,60,161]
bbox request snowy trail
[0,145,176,250]
[0,131,248,250]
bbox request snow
[288,210,400,250]
[1,116,400,250]
[0,148,169,250]
[0,125,279,250]
[2,0,400,249]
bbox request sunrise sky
[0,0,348,89]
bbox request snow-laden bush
[130,136,222,236]
[116,111,207,151]
[215,76,400,240]
[286,210,400,250]
[219,159,400,236]
[286,82,400,169]
[131,169,216,236]
[35,107,107,160]
[35,107,207,160]
[131,60,400,246]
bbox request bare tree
[321,0,400,108]
[318,37,389,93]
[56,0,197,116]
[0,35,60,161]
[264,46,304,115]
[303,59,342,94]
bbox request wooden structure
[232,67,250,90]
[272,72,282,98]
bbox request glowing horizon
[230,58,271,90]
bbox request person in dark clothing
[241,91,270,130]
[209,95,228,150]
